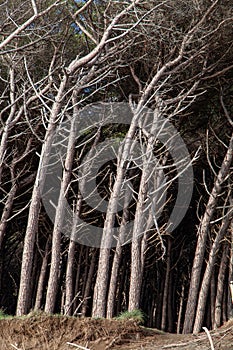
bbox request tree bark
[210,270,216,328]
[161,238,172,331]
[177,283,185,334]
[34,236,51,310]
[106,185,131,318]
[214,243,229,329]
[193,212,231,334]
[45,115,76,314]
[81,249,97,316]
[183,132,233,333]
[17,74,68,316]
[64,194,82,316]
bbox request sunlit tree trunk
[183,132,233,333]
[45,116,76,313]
[106,185,131,318]
[193,212,231,334]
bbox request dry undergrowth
[0,314,233,350]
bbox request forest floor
[0,314,233,350]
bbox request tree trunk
[183,132,233,333]
[64,194,82,316]
[210,270,216,328]
[177,283,185,334]
[0,182,17,251]
[193,212,231,334]
[92,119,139,317]
[214,243,229,329]
[161,238,172,331]
[73,246,83,312]
[45,115,76,314]
[228,216,233,319]
[17,75,68,316]
[106,185,131,318]
[81,249,97,316]
[34,236,51,311]
[129,108,162,312]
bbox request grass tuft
[116,309,145,324]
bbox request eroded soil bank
[0,315,233,349]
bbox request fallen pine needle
[67,342,90,350]
[202,327,215,350]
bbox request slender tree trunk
[0,66,17,184]
[161,238,171,331]
[106,185,131,318]
[177,283,185,334]
[0,182,17,251]
[228,222,233,319]
[92,119,139,317]
[210,270,216,328]
[73,246,83,312]
[34,237,51,310]
[81,249,97,316]
[193,212,231,334]
[64,193,82,316]
[17,75,68,316]
[222,285,228,324]
[45,114,76,314]
[168,263,174,333]
[129,108,162,312]
[214,243,229,329]
[183,132,233,333]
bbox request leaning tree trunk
[183,132,233,333]
[193,211,231,334]
[228,217,233,319]
[214,243,229,329]
[45,116,76,314]
[92,118,140,317]
[210,270,216,328]
[106,185,131,318]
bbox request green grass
[0,309,11,320]
[115,309,145,324]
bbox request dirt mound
[1,315,233,350]
[0,314,158,350]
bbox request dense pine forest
[0,0,233,335]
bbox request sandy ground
[0,314,233,350]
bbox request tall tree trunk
[17,75,68,316]
[34,236,51,310]
[0,182,17,251]
[183,132,233,333]
[106,185,131,318]
[167,260,174,333]
[214,243,229,329]
[81,249,97,316]
[228,220,233,319]
[92,118,140,317]
[161,238,172,331]
[73,246,83,312]
[193,212,231,334]
[45,115,76,313]
[177,283,185,334]
[64,194,82,316]
[129,107,163,312]
[210,270,216,328]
